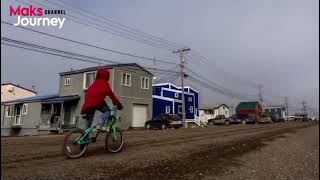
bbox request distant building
[264,106,286,120]
[236,101,263,120]
[199,104,230,118]
[1,83,37,102]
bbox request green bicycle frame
[74,108,119,145]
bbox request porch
[39,95,80,132]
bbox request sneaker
[96,125,107,132]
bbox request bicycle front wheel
[63,129,88,159]
[105,127,123,153]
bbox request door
[64,104,71,125]
[132,104,148,127]
[14,105,22,125]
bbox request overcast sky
[1,0,319,114]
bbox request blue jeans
[83,101,111,128]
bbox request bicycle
[63,108,123,159]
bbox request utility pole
[302,100,308,115]
[284,97,289,116]
[258,84,263,104]
[173,48,190,128]
[230,104,234,116]
[153,57,156,85]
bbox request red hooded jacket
[81,67,121,114]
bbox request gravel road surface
[1,122,318,180]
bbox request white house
[199,104,230,118]
[1,83,37,102]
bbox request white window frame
[22,104,28,115]
[178,105,182,114]
[174,92,179,98]
[64,77,71,86]
[190,106,194,113]
[83,71,96,90]
[121,73,131,86]
[5,106,13,117]
[188,97,192,102]
[165,106,170,114]
[141,77,149,89]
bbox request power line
[40,0,183,50]
[24,0,178,51]
[185,67,256,99]
[1,21,179,66]
[1,38,180,75]
[187,51,259,88]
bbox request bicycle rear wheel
[105,127,123,153]
[63,129,88,159]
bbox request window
[22,104,28,115]
[5,106,13,117]
[178,105,182,114]
[190,106,193,113]
[121,73,131,86]
[141,77,149,89]
[165,106,170,114]
[64,77,71,86]
[83,72,96,90]
[223,106,225,110]
[174,93,178,98]
[188,97,192,102]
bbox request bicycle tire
[105,127,123,153]
[63,129,88,159]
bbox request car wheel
[161,124,166,130]
[225,120,230,125]
[174,126,180,129]
[146,124,151,130]
[210,121,214,126]
[241,120,246,124]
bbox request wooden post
[59,102,64,134]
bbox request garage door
[132,104,148,127]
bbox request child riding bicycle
[81,67,123,131]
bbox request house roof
[1,83,37,94]
[153,83,199,93]
[1,94,80,105]
[59,63,153,76]
[236,101,260,110]
[200,103,229,110]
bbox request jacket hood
[96,67,110,81]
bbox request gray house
[59,63,153,130]
[1,94,80,136]
[1,63,153,136]
[263,106,286,120]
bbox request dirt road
[1,122,318,180]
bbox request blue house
[152,83,199,120]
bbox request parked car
[236,114,255,124]
[208,115,228,125]
[270,115,285,123]
[258,115,272,124]
[226,114,248,124]
[145,114,183,130]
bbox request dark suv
[145,114,183,130]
